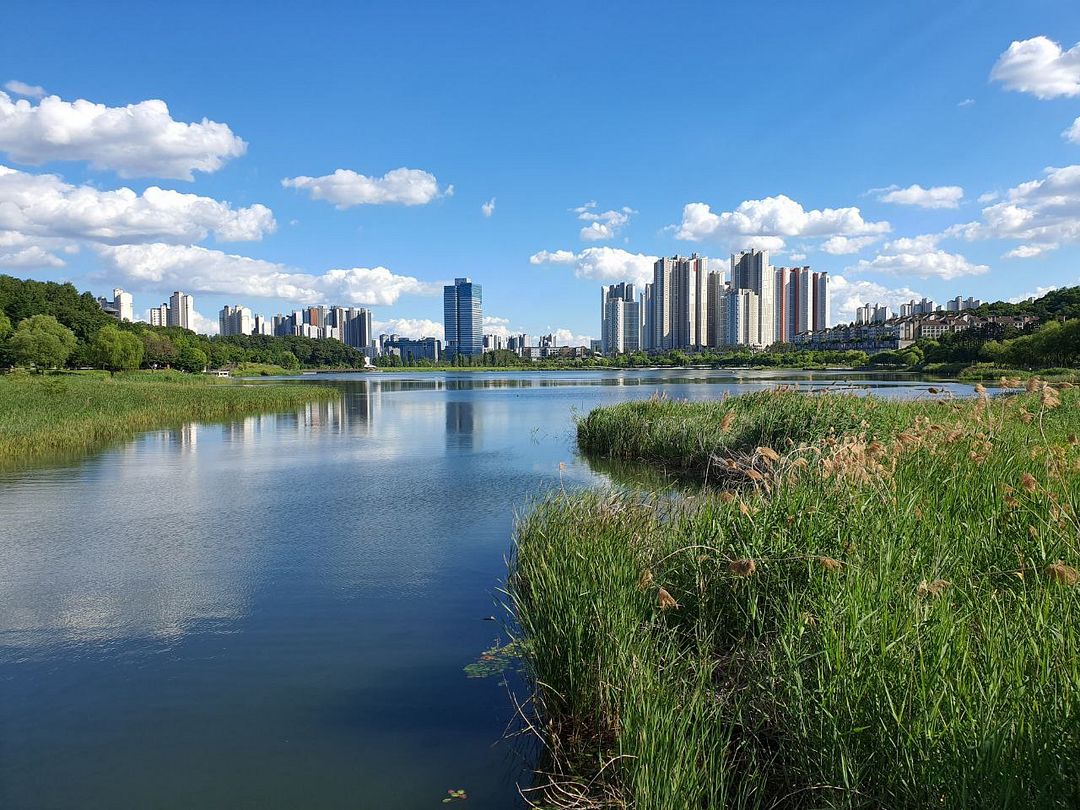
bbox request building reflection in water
[445,399,476,452]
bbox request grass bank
[512,382,1080,808]
[0,370,337,467]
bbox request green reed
[513,384,1080,808]
[0,370,337,467]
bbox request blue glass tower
[443,277,483,358]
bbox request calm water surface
[0,369,971,808]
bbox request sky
[2,0,1080,343]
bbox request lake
[0,369,971,808]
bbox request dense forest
[0,276,367,372]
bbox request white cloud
[528,249,577,265]
[189,308,219,336]
[95,243,437,306]
[821,235,880,255]
[481,315,516,339]
[1065,116,1080,144]
[0,91,246,180]
[882,233,943,253]
[282,167,451,208]
[951,164,1080,251]
[573,201,634,242]
[0,244,65,268]
[4,81,46,99]
[1004,244,1052,259]
[673,194,889,249]
[551,328,594,347]
[0,164,275,245]
[530,246,656,287]
[829,274,923,323]
[958,98,976,108]
[481,197,495,217]
[977,191,1000,204]
[373,317,444,340]
[990,35,1080,99]
[876,183,964,209]
[788,252,807,262]
[1009,284,1067,303]
[849,250,988,280]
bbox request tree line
[0,275,367,373]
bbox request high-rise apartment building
[149,304,169,327]
[648,254,708,350]
[855,303,891,324]
[600,282,641,354]
[730,249,774,348]
[444,277,483,358]
[167,291,193,330]
[97,288,134,322]
[219,305,255,336]
[717,288,760,347]
[812,272,830,332]
[706,271,727,347]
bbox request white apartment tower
[730,249,774,348]
[601,282,642,354]
[219,304,255,336]
[168,291,194,330]
[648,254,709,350]
[717,288,760,347]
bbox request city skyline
[2,3,1080,344]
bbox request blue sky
[2,0,1080,342]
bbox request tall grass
[0,370,337,467]
[513,384,1080,808]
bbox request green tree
[0,311,11,340]
[89,325,144,373]
[8,314,77,371]
[176,345,208,373]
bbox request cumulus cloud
[882,233,944,253]
[1004,244,1052,259]
[481,197,495,217]
[530,246,656,287]
[990,35,1080,99]
[0,91,246,180]
[189,308,220,336]
[958,98,976,108]
[875,184,964,209]
[0,164,275,246]
[573,201,634,242]
[551,328,595,347]
[829,274,923,323]
[849,249,988,281]
[95,243,437,306]
[373,317,444,339]
[950,164,1080,252]
[1065,117,1080,144]
[282,167,451,208]
[673,194,889,249]
[821,235,880,255]
[0,244,65,268]
[4,81,46,99]
[1009,284,1067,303]
[788,252,807,262]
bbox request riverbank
[512,382,1080,807]
[0,371,337,467]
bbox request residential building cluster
[794,312,1035,353]
[857,296,985,324]
[149,291,194,330]
[601,250,830,354]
